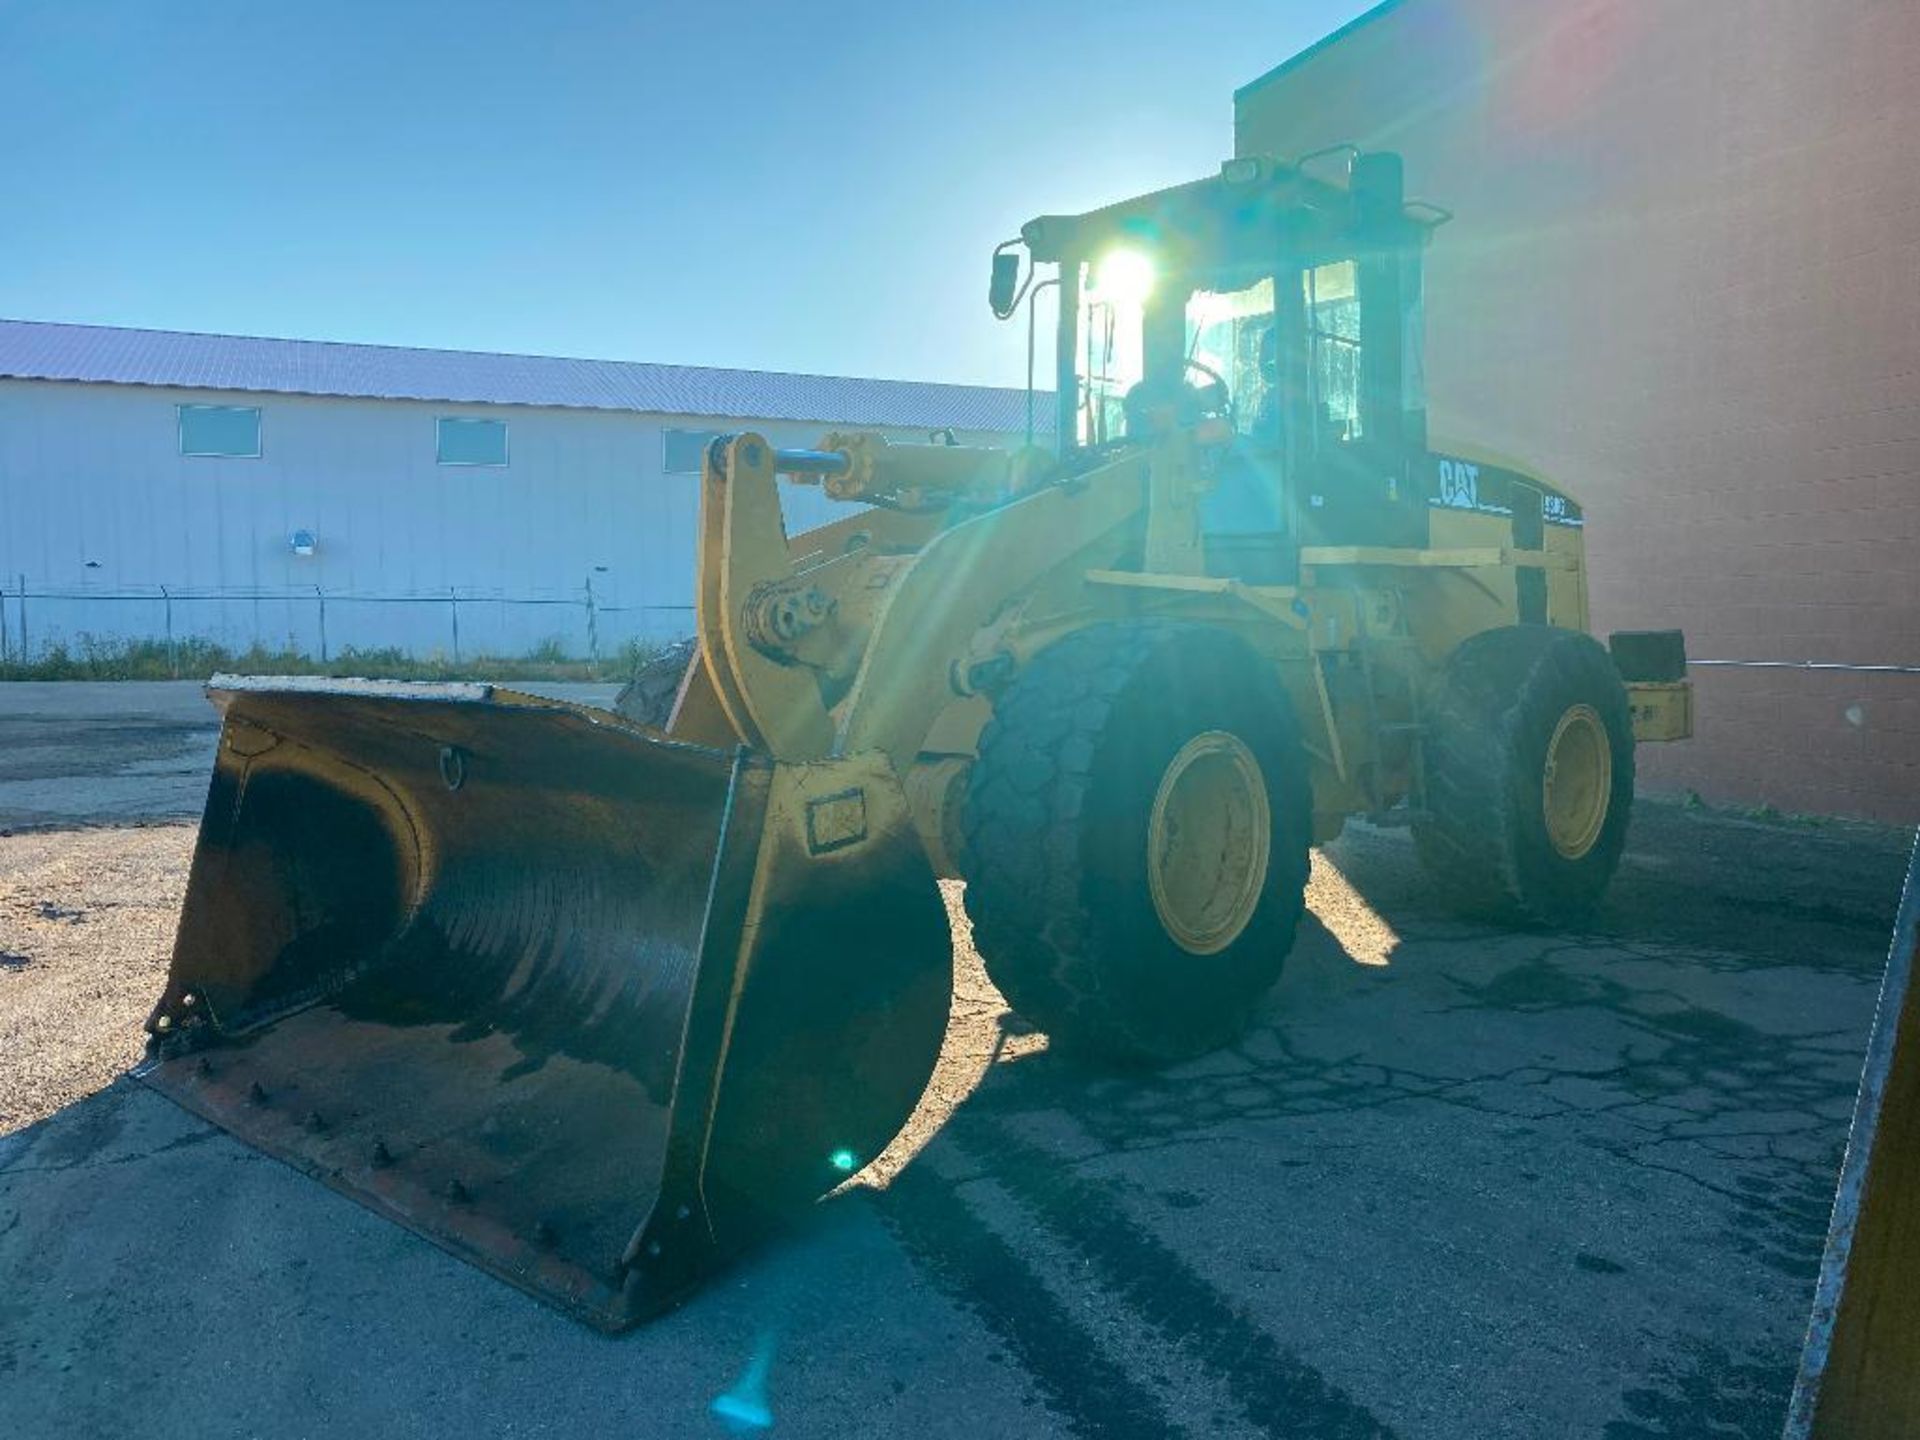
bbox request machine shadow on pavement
[2,803,1909,1440]
[863,808,1908,1439]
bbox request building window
[662,428,720,475]
[178,404,262,458]
[437,416,509,466]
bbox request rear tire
[1413,626,1634,925]
[961,623,1311,1064]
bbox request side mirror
[988,250,1021,318]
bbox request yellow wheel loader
[141,150,1692,1327]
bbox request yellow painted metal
[653,650,740,748]
[812,431,1014,507]
[695,433,833,757]
[1307,652,1348,784]
[1542,703,1612,861]
[745,548,914,691]
[1425,435,1590,511]
[661,392,1628,875]
[833,453,1148,768]
[1413,510,1523,658]
[1298,589,1363,653]
[1143,432,1209,575]
[1299,545,1579,571]
[785,502,943,561]
[917,694,994,757]
[1085,569,1307,629]
[1146,731,1273,955]
[1626,681,1693,743]
[1085,569,1288,598]
[1544,518,1591,633]
[902,755,971,880]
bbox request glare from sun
[1093,247,1155,305]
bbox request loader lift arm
[683,428,1149,772]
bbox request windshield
[1186,276,1276,440]
[1076,255,1281,447]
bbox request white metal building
[0,319,1038,663]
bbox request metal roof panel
[0,318,1050,433]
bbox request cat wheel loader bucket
[140,677,951,1330]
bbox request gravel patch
[0,825,194,1133]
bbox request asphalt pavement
[0,682,1912,1438]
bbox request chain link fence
[0,575,693,673]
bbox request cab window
[1075,257,1148,445]
[1305,260,1363,442]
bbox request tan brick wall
[1237,0,1920,822]
[1638,664,1920,822]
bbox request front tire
[961,623,1312,1064]
[1413,626,1635,924]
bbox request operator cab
[1006,151,1442,582]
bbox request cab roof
[1019,153,1444,272]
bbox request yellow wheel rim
[1542,704,1612,861]
[1147,731,1271,955]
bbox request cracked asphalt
[0,683,1912,1438]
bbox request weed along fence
[0,576,693,675]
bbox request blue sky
[1,1,1376,387]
